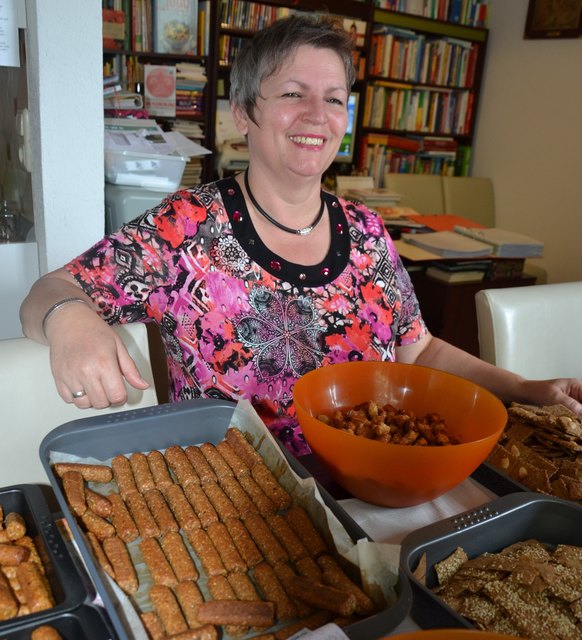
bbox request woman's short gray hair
[230,14,357,125]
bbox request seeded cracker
[434,547,468,585]
[431,540,582,638]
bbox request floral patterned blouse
[66,176,426,455]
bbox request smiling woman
[19,14,582,458]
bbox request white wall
[25,0,104,274]
[472,0,582,283]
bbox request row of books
[361,132,459,154]
[218,36,363,72]
[368,27,479,89]
[103,58,206,113]
[362,145,458,185]
[219,0,292,31]
[363,83,474,136]
[102,0,211,57]
[217,35,248,67]
[358,134,460,182]
[103,54,142,94]
[374,0,488,28]
[219,0,368,49]
[218,15,366,69]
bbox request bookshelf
[360,4,489,182]
[102,1,218,184]
[213,0,371,98]
[102,0,488,185]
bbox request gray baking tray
[400,491,582,629]
[0,605,116,639]
[39,399,411,640]
[0,484,93,635]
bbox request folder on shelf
[406,214,486,231]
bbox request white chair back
[442,176,495,227]
[475,282,582,379]
[0,323,158,486]
[383,173,445,214]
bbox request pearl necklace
[244,169,325,237]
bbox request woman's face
[232,45,349,180]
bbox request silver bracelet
[41,297,91,338]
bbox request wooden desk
[409,271,537,357]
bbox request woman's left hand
[518,378,582,416]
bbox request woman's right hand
[20,268,150,408]
[46,303,150,408]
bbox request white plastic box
[105,149,188,190]
[105,184,174,233]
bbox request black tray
[39,398,411,640]
[470,460,530,497]
[400,491,582,629]
[0,484,92,634]
[0,605,116,639]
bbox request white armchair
[0,323,158,486]
[475,282,582,379]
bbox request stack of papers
[454,226,544,258]
[104,91,144,110]
[344,187,402,208]
[401,230,493,258]
[104,118,211,159]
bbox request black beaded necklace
[244,168,325,237]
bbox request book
[102,8,125,50]
[144,64,176,117]
[453,226,544,258]
[197,1,210,56]
[104,91,144,109]
[365,132,422,152]
[401,230,493,258]
[428,260,493,272]
[426,265,486,283]
[153,0,198,55]
[103,83,123,97]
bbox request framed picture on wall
[524,0,582,38]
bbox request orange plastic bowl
[293,361,507,508]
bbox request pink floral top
[66,176,426,455]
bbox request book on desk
[397,215,544,261]
[453,225,544,258]
[426,259,492,283]
[401,230,493,258]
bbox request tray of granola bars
[39,398,412,640]
[0,484,94,635]
[400,491,582,637]
[480,402,582,502]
